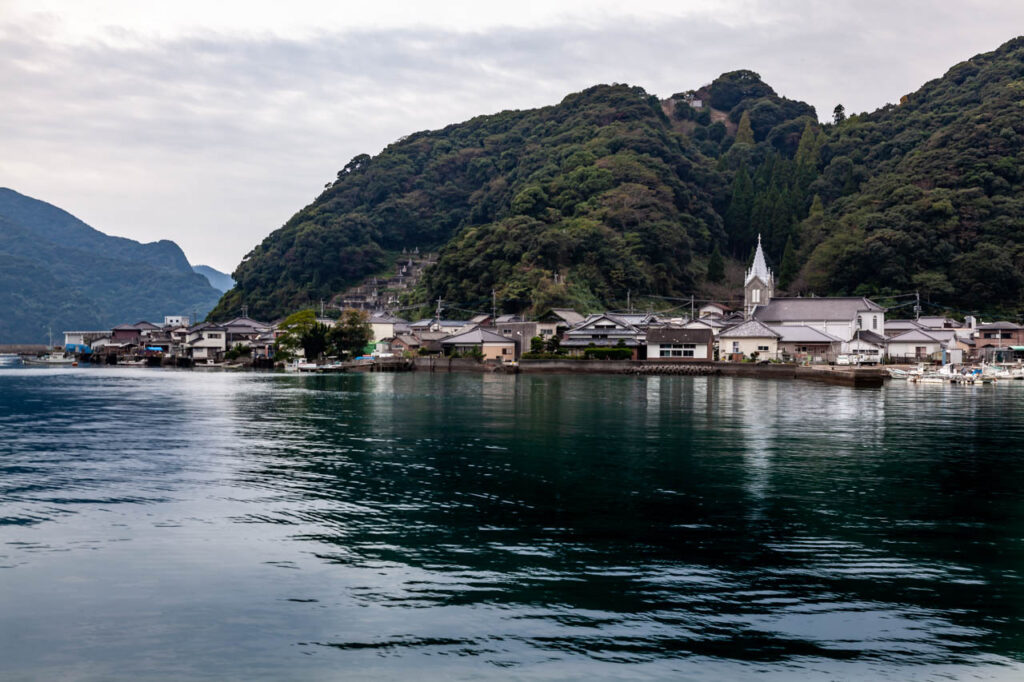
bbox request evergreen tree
[735,110,755,144]
[832,103,846,124]
[779,234,799,288]
[707,245,725,283]
[725,164,754,256]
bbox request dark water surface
[1,368,1022,680]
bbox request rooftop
[753,297,885,322]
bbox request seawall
[415,357,886,388]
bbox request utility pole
[913,291,921,320]
[627,290,631,314]
[436,297,443,320]
[491,290,496,322]
[690,294,694,322]
[320,299,324,318]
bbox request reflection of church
[744,235,774,319]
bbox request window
[540,329,552,336]
[502,329,513,335]
[751,289,761,303]
[757,345,769,352]
[502,348,511,355]
[873,316,878,330]
[658,343,696,358]
[732,341,740,353]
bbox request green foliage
[212,83,726,320]
[300,322,331,361]
[709,70,776,111]
[529,336,545,353]
[274,309,316,360]
[734,111,754,145]
[706,244,725,283]
[224,344,251,361]
[328,309,372,357]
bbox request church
[743,235,888,354]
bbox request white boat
[23,352,77,366]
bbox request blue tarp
[146,346,164,352]
[64,344,91,354]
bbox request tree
[275,309,316,361]
[779,235,799,288]
[301,322,331,361]
[832,104,846,125]
[328,309,372,358]
[707,245,725,283]
[530,336,545,353]
[735,110,755,145]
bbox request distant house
[847,329,887,362]
[536,308,585,339]
[369,311,409,343]
[976,321,1024,346]
[186,323,228,362]
[884,319,924,336]
[719,319,780,360]
[683,317,730,337]
[490,321,538,358]
[440,327,516,361]
[646,327,713,361]
[561,314,645,358]
[111,321,160,345]
[698,302,731,318]
[770,325,843,364]
[409,318,471,335]
[752,297,885,344]
[886,329,949,361]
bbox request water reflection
[0,369,1022,679]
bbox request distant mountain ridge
[192,265,235,293]
[0,188,222,342]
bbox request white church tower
[744,234,774,318]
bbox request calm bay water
[1,368,1022,680]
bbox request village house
[719,319,780,361]
[752,297,886,346]
[369,311,409,343]
[646,327,714,361]
[186,323,229,362]
[770,325,843,364]
[536,308,585,339]
[885,328,955,362]
[561,314,646,358]
[440,327,517,361]
[698,302,731,318]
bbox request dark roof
[856,330,888,345]
[647,327,713,344]
[753,297,885,323]
[978,321,1021,330]
[538,308,585,325]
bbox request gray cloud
[1,3,1021,271]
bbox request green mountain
[193,264,235,293]
[213,37,1024,321]
[793,37,1024,314]
[0,188,223,342]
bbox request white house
[886,329,949,361]
[719,319,780,360]
[646,327,714,361]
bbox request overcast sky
[2,1,1022,273]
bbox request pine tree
[735,110,755,145]
[707,244,725,283]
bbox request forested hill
[0,188,223,342]
[212,37,1024,321]
[794,37,1024,313]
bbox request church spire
[745,233,773,286]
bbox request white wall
[648,342,710,360]
[722,337,778,359]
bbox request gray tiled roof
[720,319,781,339]
[768,325,843,343]
[753,297,885,323]
[440,328,514,345]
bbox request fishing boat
[22,352,77,366]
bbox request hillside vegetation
[213,38,1024,321]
